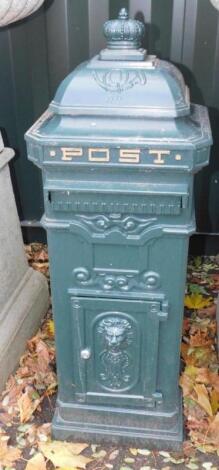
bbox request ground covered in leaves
[0,244,218,470]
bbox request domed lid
[50,9,190,119]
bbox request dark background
[0,0,218,253]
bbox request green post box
[25,9,212,449]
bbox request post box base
[52,396,183,450]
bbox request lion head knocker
[97,317,132,351]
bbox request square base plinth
[52,397,183,450]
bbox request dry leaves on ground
[39,441,91,468]
[0,243,54,433]
[25,243,50,280]
[25,452,47,470]
[0,324,57,427]
[181,256,219,452]
[0,428,21,466]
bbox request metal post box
[25,9,212,449]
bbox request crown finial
[103,9,145,50]
[118,8,128,20]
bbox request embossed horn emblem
[93,69,147,93]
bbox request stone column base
[0,267,49,392]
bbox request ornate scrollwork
[74,267,91,283]
[73,268,160,293]
[97,316,133,389]
[74,214,156,236]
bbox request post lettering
[61,148,83,161]
[149,150,170,164]
[119,149,140,163]
[88,148,110,162]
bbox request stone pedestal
[0,140,49,391]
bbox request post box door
[71,297,168,408]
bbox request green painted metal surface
[25,9,212,448]
[0,0,218,247]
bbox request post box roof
[25,8,212,166]
[49,59,190,119]
[49,9,190,119]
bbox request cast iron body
[25,9,212,449]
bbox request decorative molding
[73,267,161,293]
[51,196,182,216]
[74,214,156,236]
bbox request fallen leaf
[0,439,21,466]
[193,384,213,416]
[120,467,133,470]
[39,441,90,468]
[124,457,135,463]
[190,330,213,348]
[45,319,55,338]
[193,257,202,269]
[184,294,213,310]
[180,373,195,396]
[194,368,210,385]
[169,456,185,464]
[183,440,196,458]
[188,283,207,295]
[109,449,119,460]
[92,449,106,459]
[209,372,219,393]
[137,449,151,456]
[202,463,213,470]
[37,423,51,442]
[159,451,171,458]
[129,448,138,456]
[90,444,98,453]
[18,391,41,423]
[25,452,47,470]
[56,468,81,470]
[209,273,219,289]
[34,248,48,262]
[210,389,219,414]
[208,412,219,445]
[186,463,199,470]
[36,340,50,373]
[198,305,216,317]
